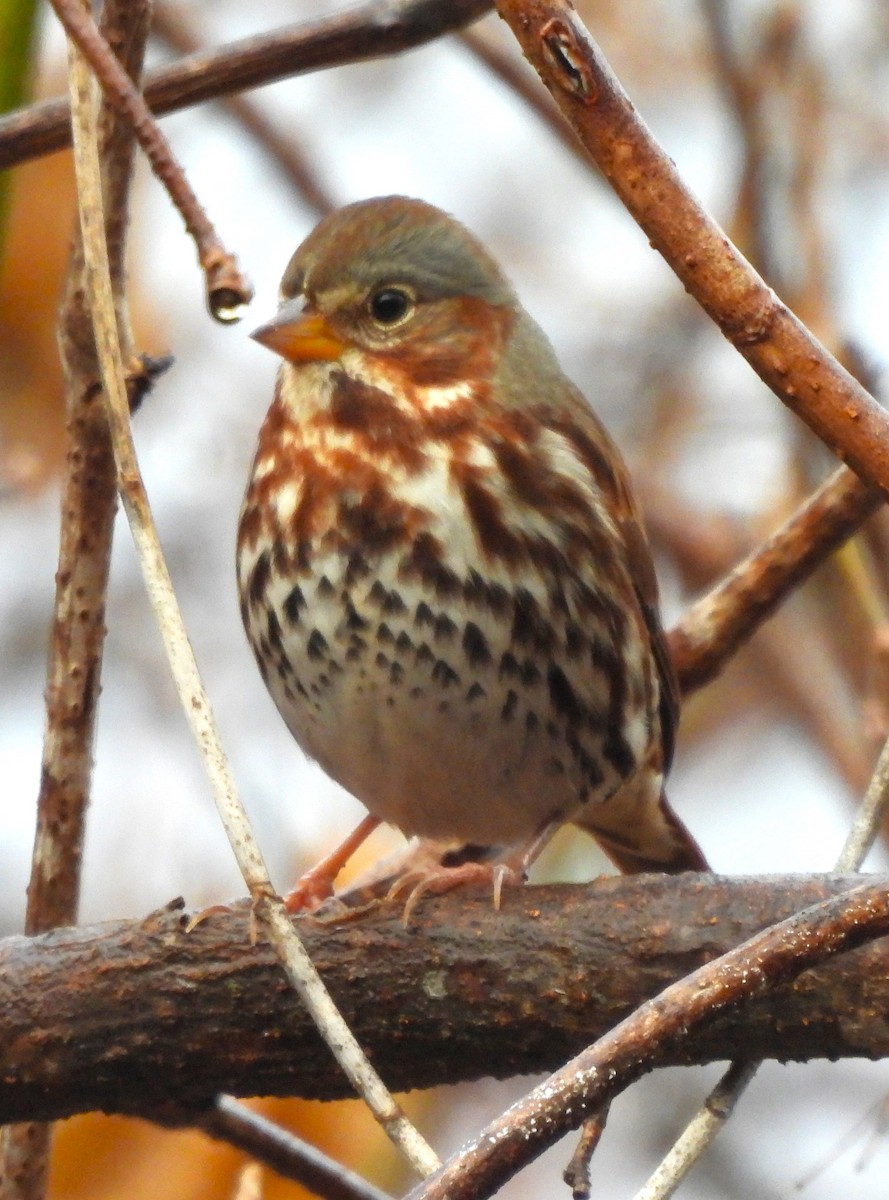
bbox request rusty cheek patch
[383,297,511,389]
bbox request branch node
[540,18,597,99]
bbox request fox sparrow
[238,196,706,911]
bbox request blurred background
[3,0,889,1196]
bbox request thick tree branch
[2,874,889,1126]
[408,878,889,1200]
[0,0,493,169]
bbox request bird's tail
[573,770,708,874]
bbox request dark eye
[369,287,412,325]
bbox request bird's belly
[242,545,654,845]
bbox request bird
[237,195,707,913]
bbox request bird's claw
[387,859,525,926]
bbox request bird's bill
[250,300,345,363]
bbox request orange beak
[250,299,345,363]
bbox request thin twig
[63,34,438,1181]
[406,880,889,1200]
[495,0,889,496]
[196,1097,392,1200]
[630,1060,760,1200]
[49,0,251,319]
[151,4,337,217]
[0,0,493,169]
[669,466,883,694]
[0,2,151,1196]
[631,679,889,1200]
[562,1106,610,1200]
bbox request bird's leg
[285,814,381,913]
[392,818,562,924]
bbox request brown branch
[193,1098,391,1200]
[669,466,883,693]
[407,878,889,1200]
[0,6,153,1196]
[494,0,889,496]
[563,1106,609,1199]
[48,0,251,319]
[151,4,337,218]
[0,0,493,169]
[2,874,889,1126]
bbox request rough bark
[1,874,888,1125]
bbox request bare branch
[0,3,152,1195]
[0,0,493,169]
[494,0,889,496]
[670,466,883,694]
[193,1097,391,1200]
[2,875,889,1125]
[48,0,251,319]
[407,878,889,1200]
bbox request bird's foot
[284,814,382,914]
[388,859,525,926]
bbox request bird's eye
[368,287,413,326]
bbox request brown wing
[614,479,680,774]
[546,386,680,772]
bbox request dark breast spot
[463,571,511,616]
[547,663,584,723]
[432,659,460,688]
[369,580,407,615]
[415,601,434,628]
[307,630,329,661]
[399,532,461,599]
[283,585,306,625]
[462,621,491,666]
[247,549,271,607]
[512,588,556,653]
[416,643,435,666]
[434,612,458,640]
[344,598,369,631]
[602,731,636,778]
[499,651,520,681]
[267,610,284,653]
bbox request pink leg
[285,814,381,913]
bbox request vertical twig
[60,15,439,1181]
[0,4,150,1198]
[49,0,252,317]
